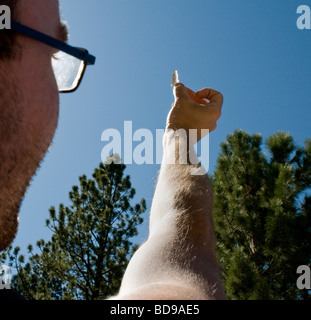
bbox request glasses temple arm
[11,21,96,65]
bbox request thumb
[173,83,207,105]
[173,83,190,101]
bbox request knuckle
[215,91,224,100]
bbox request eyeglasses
[11,21,96,93]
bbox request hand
[166,83,223,142]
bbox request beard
[0,75,55,252]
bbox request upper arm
[108,283,211,300]
[109,227,225,300]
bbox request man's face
[0,0,65,250]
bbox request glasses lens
[52,51,85,92]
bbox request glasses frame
[11,21,96,93]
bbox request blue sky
[12,0,311,253]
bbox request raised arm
[110,83,226,300]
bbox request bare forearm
[149,130,216,254]
[115,130,224,299]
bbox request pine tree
[1,155,146,300]
[213,130,311,300]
